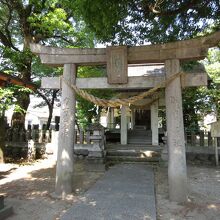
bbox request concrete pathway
[61,164,156,220]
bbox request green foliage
[73,0,220,45]
[181,48,220,130]
[77,66,106,78]
[0,0,95,126]
[76,66,114,129]
[182,87,205,131]
[0,87,14,115]
[203,48,220,119]
[0,84,29,117]
[204,48,220,83]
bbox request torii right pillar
[165,59,187,202]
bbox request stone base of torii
[30,31,220,202]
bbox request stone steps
[128,139,152,145]
[0,196,13,220]
[107,149,160,157]
[106,155,160,164]
[106,144,161,164]
[106,144,162,152]
[127,129,152,145]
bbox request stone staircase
[106,144,162,165]
[0,196,13,219]
[127,129,152,145]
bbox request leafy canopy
[73,0,220,45]
[0,0,96,126]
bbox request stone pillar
[165,59,187,202]
[55,64,76,197]
[110,108,115,129]
[199,130,204,146]
[151,101,159,145]
[208,132,212,147]
[106,107,111,129]
[107,107,115,129]
[131,109,135,130]
[121,105,127,145]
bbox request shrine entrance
[135,109,151,129]
[30,31,220,202]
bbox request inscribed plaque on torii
[107,46,128,84]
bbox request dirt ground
[0,156,103,220]
[0,157,220,220]
[156,163,220,220]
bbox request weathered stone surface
[55,64,76,197]
[121,106,127,145]
[41,72,207,89]
[211,121,220,137]
[30,31,220,66]
[107,46,128,84]
[165,59,187,202]
[151,101,159,145]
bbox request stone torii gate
[31,31,220,202]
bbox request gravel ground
[155,164,220,220]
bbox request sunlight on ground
[141,150,154,157]
[207,204,218,211]
[0,157,56,185]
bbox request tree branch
[36,89,59,111]
[147,0,209,16]
[36,89,52,110]
[0,1,20,51]
[53,35,75,44]
[5,5,20,51]
[0,30,18,51]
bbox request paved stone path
[61,164,156,220]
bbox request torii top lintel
[30,31,220,67]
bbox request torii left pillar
[165,59,187,202]
[55,64,76,197]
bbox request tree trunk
[11,35,32,130]
[0,114,6,163]
[46,103,53,130]
[46,90,58,130]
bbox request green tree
[181,48,220,131]
[76,66,114,129]
[73,0,220,44]
[203,48,220,119]
[0,0,94,128]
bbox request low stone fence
[4,128,52,161]
[4,124,106,163]
[5,127,51,143]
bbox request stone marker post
[165,59,187,202]
[121,105,127,145]
[151,101,159,145]
[55,64,76,197]
[110,108,115,129]
[131,109,135,130]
